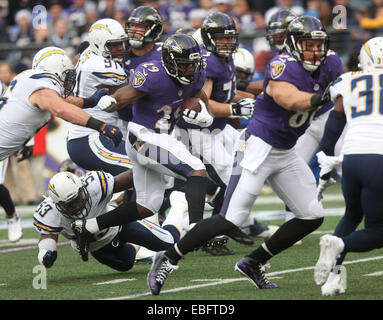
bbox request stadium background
[0,0,378,202]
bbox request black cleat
[226,226,254,245]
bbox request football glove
[97,95,117,112]
[71,219,91,262]
[16,145,34,162]
[40,250,57,268]
[316,151,343,200]
[83,88,110,108]
[230,98,254,118]
[182,99,214,128]
[311,71,340,108]
[100,124,123,147]
[236,78,250,91]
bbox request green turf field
[1,183,382,301]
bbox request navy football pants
[335,154,383,265]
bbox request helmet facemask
[62,69,76,98]
[56,186,92,220]
[126,20,163,49]
[104,38,127,63]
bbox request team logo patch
[133,71,146,88]
[270,61,286,79]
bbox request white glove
[316,151,343,178]
[229,98,255,118]
[182,99,214,128]
[97,95,117,112]
[316,151,343,201]
[317,177,337,201]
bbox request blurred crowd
[0,0,382,75]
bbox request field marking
[363,271,383,277]
[101,255,383,300]
[0,238,39,248]
[94,278,137,285]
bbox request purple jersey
[130,59,206,133]
[178,49,236,131]
[119,43,163,121]
[246,50,342,149]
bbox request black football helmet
[162,34,204,85]
[285,15,329,72]
[266,9,297,52]
[175,27,197,37]
[126,5,163,49]
[200,12,239,57]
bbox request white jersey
[33,170,118,252]
[0,80,6,96]
[0,70,61,160]
[330,70,383,155]
[67,48,128,141]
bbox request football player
[0,80,22,242]
[0,47,121,242]
[146,16,338,295]
[0,46,123,162]
[119,5,164,125]
[67,18,132,175]
[71,34,213,245]
[237,9,298,96]
[173,12,255,254]
[314,37,383,296]
[34,170,186,270]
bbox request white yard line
[102,255,383,300]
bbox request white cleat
[321,267,347,296]
[314,234,343,286]
[7,214,23,242]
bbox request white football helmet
[88,18,127,62]
[32,46,75,96]
[359,37,383,72]
[233,48,255,77]
[48,172,91,219]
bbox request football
[181,97,202,113]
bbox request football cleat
[226,226,254,245]
[147,251,178,295]
[7,214,23,242]
[235,256,278,289]
[71,219,92,262]
[314,234,344,285]
[321,267,347,296]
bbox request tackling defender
[34,170,186,271]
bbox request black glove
[42,250,57,268]
[17,145,34,162]
[311,71,340,108]
[236,78,250,91]
[77,41,89,54]
[100,124,123,147]
[83,88,110,108]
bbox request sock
[184,176,207,224]
[96,201,143,230]
[248,217,324,263]
[165,214,236,262]
[0,184,16,217]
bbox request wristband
[38,238,57,265]
[83,97,95,108]
[86,117,106,132]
